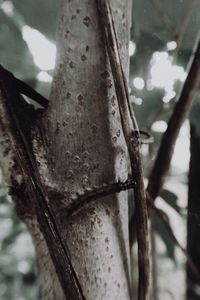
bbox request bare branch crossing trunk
[0,0,133,299]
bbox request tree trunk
[187,124,200,300]
[0,1,133,299]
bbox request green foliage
[0,10,37,78]
[11,0,58,41]
[133,0,200,50]
[160,189,182,215]
[152,210,176,263]
[131,0,199,272]
[132,88,165,129]
[130,31,165,78]
[0,189,38,300]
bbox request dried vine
[97,1,149,299]
[65,177,136,217]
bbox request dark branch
[97,1,150,299]
[0,82,85,300]
[147,36,200,201]
[64,177,136,217]
[0,65,49,109]
[130,35,200,247]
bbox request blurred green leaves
[0,190,38,300]
[132,88,165,129]
[161,189,182,215]
[132,0,200,50]
[10,0,58,41]
[0,9,37,78]
[152,209,177,263]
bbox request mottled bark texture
[0,0,133,299]
[187,125,200,300]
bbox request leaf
[152,210,177,263]
[160,188,182,214]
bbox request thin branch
[149,0,178,40]
[0,81,85,300]
[97,1,149,299]
[130,35,200,246]
[175,0,196,51]
[148,194,200,284]
[0,65,49,108]
[64,177,136,217]
[147,35,200,201]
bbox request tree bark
[187,124,200,300]
[0,1,133,299]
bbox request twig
[147,194,200,283]
[130,35,200,247]
[65,178,136,217]
[149,0,178,40]
[97,1,149,299]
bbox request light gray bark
[0,0,133,299]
